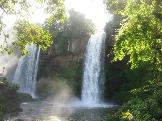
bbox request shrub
[0,77,22,120]
[105,81,162,121]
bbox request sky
[2,0,49,28]
[2,0,112,30]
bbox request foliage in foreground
[104,0,162,121]
[0,77,32,120]
[111,0,162,70]
[105,81,162,121]
[0,77,20,120]
[0,0,65,54]
[13,20,53,55]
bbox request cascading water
[81,31,106,105]
[13,45,40,98]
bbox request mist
[0,27,19,80]
[37,78,80,104]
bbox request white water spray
[81,31,106,104]
[13,45,40,98]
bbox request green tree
[67,9,95,39]
[47,9,95,53]
[0,0,65,54]
[104,0,162,121]
[13,20,52,54]
[106,0,162,78]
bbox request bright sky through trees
[2,0,49,29]
[27,0,49,24]
[2,0,112,30]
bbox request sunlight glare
[29,8,49,24]
[2,15,17,29]
[27,0,49,24]
[2,0,49,29]
[65,0,112,30]
[48,116,62,121]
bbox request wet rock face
[36,36,87,98]
[36,53,83,98]
[68,38,89,54]
[47,38,89,56]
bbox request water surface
[6,100,116,121]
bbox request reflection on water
[5,100,116,121]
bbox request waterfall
[81,31,106,105]
[13,45,40,98]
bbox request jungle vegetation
[104,0,162,121]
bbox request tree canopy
[46,9,95,53]
[106,0,162,76]
[104,1,162,120]
[0,0,65,54]
[13,20,52,54]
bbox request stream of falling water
[13,45,40,98]
[81,31,106,105]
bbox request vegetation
[0,0,162,120]
[0,0,65,54]
[104,0,162,121]
[0,0,65,120]
[12,20,52,54]
[46,9,95,54]
[0,76,33,120]
[36,9,95,98]
[37,55,83,98]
